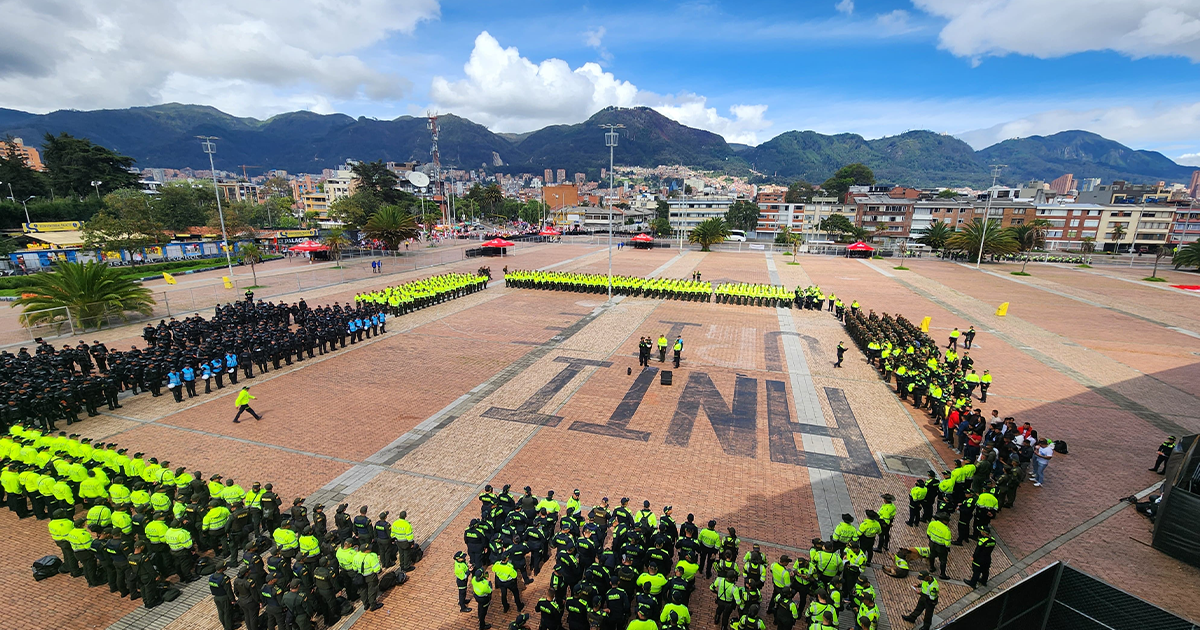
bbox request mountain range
[0,104,1194,188]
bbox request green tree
[821,163,874,201]
[238,242,264,286]
[656,200,670,221]
[322,227,350,263]
[916,221,954,250]
[154,181,211,230]
[483,184,504,214]
[724,200,761,233]
[261,175,291,198]
[784,181,815,203]
[947,218,1018,263]
[936,189,960,199]
[818,214,856,242]
[363,205,418,250]
[1109,223,1127,251]
[650,217,673,237]
[689,217,730,252]
[351,160,401,202]
[274,213,300,229]
[83,189,169,252]
[327,192,380,229]
[1172,241,1200,270]
[1080,236,1096,254]
[210,200,259,241]
[42,133,138,198]
[0,134,49,199]
[11,261,154,331]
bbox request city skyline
[2,1,1199,163]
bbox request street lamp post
[20,196,35,224]
[976,164,1005,268]
[91,180,103,200]
[197,136,236,280]
[601,124,624,300]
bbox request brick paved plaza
[4,243,1199,630]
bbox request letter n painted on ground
[665,372,756,458]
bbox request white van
[728,229,747,242]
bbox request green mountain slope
[976,130,1195,184]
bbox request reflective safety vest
[203,507,231,532]
[358,552,382,576]
[165,527,193,552]
[299,535,320,558]
[921,578,940,601]
[390,519,414,542]
[273,527,299,550]
[927,521,953,547]
[67,528,93,552]
[493,562,518,582]
[336,547,360,572]
[145,521,169,543]
[48,517,74,541]
[471,576,492,597]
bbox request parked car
[727,229,747,242]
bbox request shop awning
[26,231,85,248]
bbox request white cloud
[583,26,613,61]
[835,0,855,15]
[1177,152,1200,165]
[913,0,1200,62]
[876,9,916,34]
[430,31,773,144]
[955,101,1200,152]
[0,0,439,117]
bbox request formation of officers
[353,272,489,315]
[457,486,890,630]
[0,271,490,432]
[1,423,422,629]
[505,271,713,301]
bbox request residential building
[1169,205,1200,244]
[301,192,330,217]
[556,169,567,184]
[1078,180,1175,205]
[1099,205,1174,252]
[1189,171,1200,199]
[1078,178,1101,193]
[1049,174,1076,195]
[0,137,44,171]
[801,199,856,242]
[756,202,803,236]
[912,200,974,237]
[755,190,785,205]
[574,173,586,186]
[543,184,579,209]
[323,167,355,203]
[666,195,736,230]
[290,174,320,200]
[216,181,264,204]
[544,169,554,186]
[851,192,916,244]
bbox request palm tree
[916,221,954,250]
[238,242,264,287]
[946,218,1018,263]
[1080,236,1096,254]
[1172,242,1200,270]
[1109,224,1127,252]
[12,261,155,331]
[323,228,350,263]
[363,205,419,250]
[688,217,731,252]
[483,184,504,216]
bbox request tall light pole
[602,124,624,300]
[198,136,235,279]
[976,164,1005,269]
[90,180,103,200]
[20,196,34,224]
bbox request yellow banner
[276,229,317,238]
[920,316,931,332]
[222,276,234,289]
[996,302,1010,317]
[163,272,177,285]
[22,221,82,233]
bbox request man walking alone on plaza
[673,337,684,369]
[657,335,669,363]
[835,342,846,368]
[232,386,261,423]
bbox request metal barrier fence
[940,561,1198,630]
[2,306,74,347]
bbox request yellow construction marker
[162,272,177,285]
[222,276,234,289]
[920,316,931,332]
[996,302,1010,317]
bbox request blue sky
[3,0,1200,163]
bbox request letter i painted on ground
[568,368,657,441]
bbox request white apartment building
[666,196,737,230]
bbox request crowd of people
[1,424,426,628]
[457,487,895,630]
[353,272,489,314]
[504,271,713,301]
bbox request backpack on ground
[1054,440,1068,454]
[32,556,62,581]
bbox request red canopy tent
[481,238,515,248]
[538,227,561,236]
[631,233,654,242]
[289,239,329,252]
[846,240,874,258]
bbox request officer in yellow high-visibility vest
[48,509,76,570]
[165,519,196,581]
[232,386,261,423]
[336,540,361,602]
[357,543,383,611]
[202,499,231,557]
[390,510,416,571]
[454,551,472,612]
[925,514,952,580]
[471,567,493,630]
[902,571,939,630]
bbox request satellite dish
[408,171,430,188]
